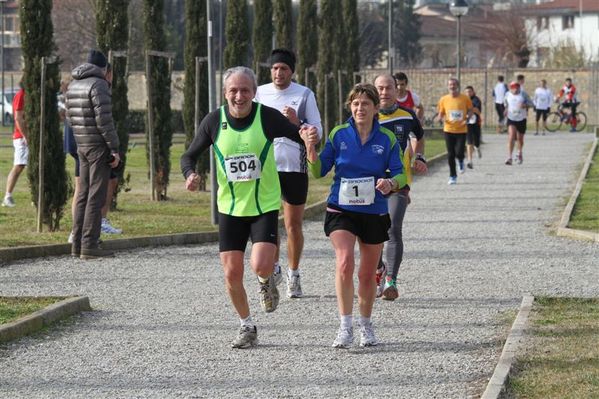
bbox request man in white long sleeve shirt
[255,48,323,299]
[533,79,552,135]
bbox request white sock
[4,193,11,198]
[258,275,269,284]
[360,316,372,327]
[288,268,300,277]
[240,315,254,328]
[340,314,353,330]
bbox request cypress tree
[252,0,272,85]
[143,0,173,200]
[96,0,130,208]
[273,0,293,50]
[19,0,68,230]
[182,0,210,190]
[395,0,422,67]
[317,0,341,134]
[339,0,359,120]
[296,0,317,87]
[224,0,249,68]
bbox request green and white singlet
[213,104,281,217]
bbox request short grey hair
[223,66,257,92]
[448,77,460,87]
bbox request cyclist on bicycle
[555,78,579,132]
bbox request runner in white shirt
[504,81,529,165]
[492,75,508,133]
[255,48,323,298]
[533,79,552,135]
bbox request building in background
[1,1,21,71]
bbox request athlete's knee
[335,254,355,278]
[222,264,244,286]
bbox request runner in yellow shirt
[437,78,473,185]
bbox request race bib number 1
[339,176,375,206]
[225,154,261,182]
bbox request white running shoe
[231,325,258,349]
[272,262,283,286]
[258,274,280,313]
[448,176,457,185]
[101,218,122,234]
[287,272,303,298]
[359,322,378,347]
[332,327,353,349]
[2,196,15,207]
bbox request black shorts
[466,123,481,146]
[218,211,279,252]
[324,206,391,245]
[535,109,549,122]
[278,172,308,206]
[74,157,118,179]
[507,119,527,134]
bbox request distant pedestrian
[65,49,120,259]
[492,75,508,134]
[394,72,424,122]
[2,81,27,208]
[464,85,482,169]
[533,79,552,135]
[437,78,473,185]
[504,81,529,165]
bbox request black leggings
[444,132,467,177]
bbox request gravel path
[1,132,597,398]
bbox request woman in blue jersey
[301,83,407,348]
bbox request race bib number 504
[339,176,375,206]
[225,154,261,182]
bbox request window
[537,16,549,30]
[562,15,574,30]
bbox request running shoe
[2,196,15,207]
[570,127,576,133]
[376,262,386,298]
[458,160,465,174]
[332,327,353,349]
[382,276,399,301]
[258,274,280,313]
[231,325,258,349]
[475,147,482,158]
[517,153,523,164]
[467,162,473,169]
[287,272,303,298]
[447,176,457,185]
[101,218,122,234]
[505,158,512,165]
[273,262,283,286]
[359,322,378,347]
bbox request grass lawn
[0,297,63,325]
[505,297,599,398]
[569,143,599,232]
[0,132,446,248]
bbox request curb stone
[556,127,599,242]
[0,151,449,265]
[0,296,92,343]
[481,295,534,399]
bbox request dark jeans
[72,145,111,251]
[444,132,466,178]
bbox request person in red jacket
[555,77,578,132]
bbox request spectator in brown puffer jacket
[65,49,120,260]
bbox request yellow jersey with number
[438,94,472,133]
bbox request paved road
[1,132,597,398]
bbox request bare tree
[52,0,97,71]
[483,8,536,68]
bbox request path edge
[556,127,599,242]
[0,296,92,343]
[481,294,534,399]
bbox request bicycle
[545,102,587,132]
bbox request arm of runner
[308,132,335,179]
[180,111,218,181]
[304,91,324,140]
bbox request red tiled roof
[532,0,599,12]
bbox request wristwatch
[415,153,427,163]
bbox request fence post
[483,68,488,129]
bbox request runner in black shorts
[278,172,308,205]
[218,211,279,252]
[324,205,391,245]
